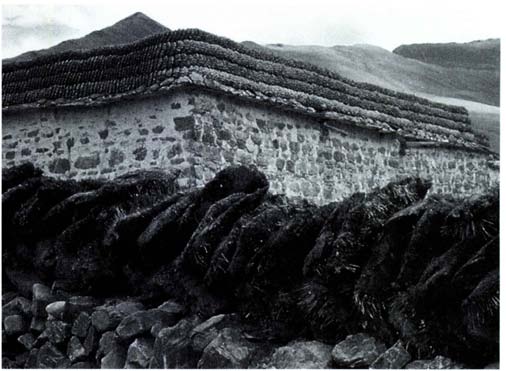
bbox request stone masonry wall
[2,89,498,204]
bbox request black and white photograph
[1,1,501,368]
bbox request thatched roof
[2,29,490,152]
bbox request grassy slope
[393,39,500,71]
[243,42,499,153]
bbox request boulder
[405,355,466,369]
[157,299,185,317]
[70,361,96,368]
[125,337,154,368]
[370,341,411,369]
[67,296,100,317]
[90,301,145,333]
[36,342,70,368]
[91,301,144,333]
[4,314,28,336]
[42,320,71,345]
[197,327,260,369]
[91,310,116,333]
[82,326,99,358]
[2,296,32,317]
[331,333,387,368]
[150,316,201,368]
[116,308,180,341]
[97,331,119,360]
[258,340,333,369]
[17,333,36,350]
[24,348,39,368]
[71,312,91,338]
[2,291,18,305]
[30,317,46,333]
[31,283,53,318]
[45,301,67,320]
[67,336,87,363]
[101,345,127,369]
[190,313,240,353]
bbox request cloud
[1,0,503,58]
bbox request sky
[1,0,504,59]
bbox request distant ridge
[3,12,169,64]
[244,41,499,107]
[393,39,500,71]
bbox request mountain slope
[3,12,169,63]
[244,41,499,107]
[243,41,500,153]
[393,39,500,71]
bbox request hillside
[245,41,499,107]
[3,12,169,63]
[243,41,500,152]
[393,39,500,71]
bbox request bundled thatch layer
[3,163,499,367]
[2,29,488,151]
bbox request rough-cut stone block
[98,129,109,139]
[405,355,465,369]
[72,312,91,338]
[174,116,195,131]
[125,337,154,368]
[70,361,96,368]
[258,340,332,369]
[108,149,125,167]
[43,320,71,345]
[101,346,126,369]
[67,336,87,363]
[91,310,115,333]
[370,341,411,369]
[133,147,147,161]
[45,301,67,320]
[3,296,32,317]
[116,309,180,341]
[4,315,27,336]
[97,331,119,359]
[67,296,99,317]
[197,327,259,369]
[74,153,100,169]
[150,317,201,369]
[331,333,387,368]
[27,129,39,138]
[17,333,36,350]
[36,343,70,368]
[30,317,46,333]
[152,125,164,134]
[190,314,239,354]
[32,283,53,318]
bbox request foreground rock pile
[2,163,499,368]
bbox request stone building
[2,29,498,204]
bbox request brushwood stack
[2,163,499,368]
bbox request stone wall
[2,89,499,204]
